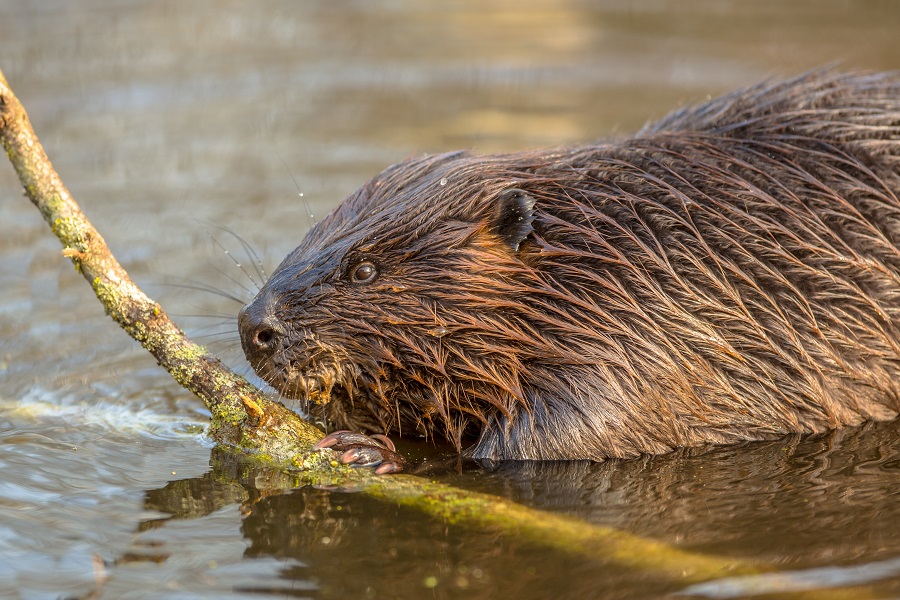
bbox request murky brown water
[2,1,900,598]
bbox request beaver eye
[350,261,378,283]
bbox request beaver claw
[313,430,406,474]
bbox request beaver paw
[313,430,406,474]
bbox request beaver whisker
[202,224,269,293]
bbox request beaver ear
[489,188,536,251]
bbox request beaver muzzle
[237,293,282,372]
[238,293,359,405]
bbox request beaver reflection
[239,71,900,472]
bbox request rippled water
[1,1,900,598]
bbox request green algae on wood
[361,474,753,583]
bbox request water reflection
[126,419,900,599]
[464,420,900,564]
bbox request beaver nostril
[254,326,275,349]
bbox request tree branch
[0,68,325,464]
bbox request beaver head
[238,151,545,449]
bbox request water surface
[1,1,900,598]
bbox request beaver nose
[238,296,283,358]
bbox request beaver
[239,71,900,472]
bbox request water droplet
[439,177,448,186]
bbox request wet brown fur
[240,71,900,460]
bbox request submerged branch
[0,66,809,587]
